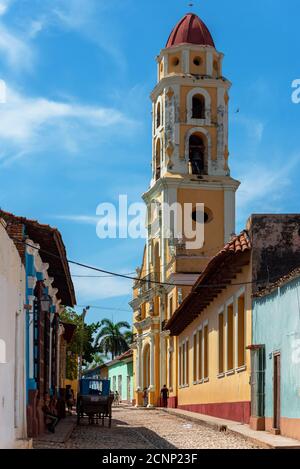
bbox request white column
[182,49,190,73]
[149,333,155,391]
[160,335,166,389]
[168,338,174,391]
[217,86,225,172]
[136,337,142,392]
[206,51,213,75]
[224,189,236,243]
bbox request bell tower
[132,13,240,408]
[152,13,232,182]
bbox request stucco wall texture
[108,360,134,403]
[253,275,300,439]
[0,221,27,448]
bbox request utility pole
[78,306,90,380]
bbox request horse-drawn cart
[76,379,113,427]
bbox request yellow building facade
[131,13,240,409]
[166,231,252,422]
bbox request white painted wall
[0,221,27,448]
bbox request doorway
[273,353,281,432]
[250,347,265,421]
[127,376,131,403]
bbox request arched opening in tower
[156,102,161,128]
[189,134,205,175]
[155,139,161,180]
[192,94,205,119]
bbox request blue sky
[0,0,300,325]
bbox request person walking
[160,385,169,408]
[143,387,148,407]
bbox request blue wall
[253,277,300,419]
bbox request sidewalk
[161,408,300,449]
[34,416,76,445]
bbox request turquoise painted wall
[108,360,133,402]
[253,276,300,419]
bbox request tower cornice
[143,175,240,203]
[157,43,223,61]
[151,75,231,102]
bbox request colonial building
[107,349,134,404]
[0,210,76,438]
[252,268,300,440]
[0,218,28,449]
[166,215,300,424]
[131,12,240,408]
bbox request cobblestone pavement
[34,406,260,449]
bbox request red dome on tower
[166,13,215,49]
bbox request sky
[0,0,300,326]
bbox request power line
[10,236,276,290]
[72,272,136,278]
[76,305,131,313]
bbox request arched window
[192,95,205,119]
[156,102,161,128]
[189,134,205,175]
[155,139,161,180]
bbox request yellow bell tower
[131,13,240,408]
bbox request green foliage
[95,318,132,360]
[60,308,101,377]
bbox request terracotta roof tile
[0,209,76,306]
[166,13,215,49]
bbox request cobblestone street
[34,406,260,449]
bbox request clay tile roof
[0,209,76,307]
[223,231,251,254]
[106,349,133,368]
[166,13,215,49]
[254,267,300,298]
[116,349,133,361]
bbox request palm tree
[95,319,131,359]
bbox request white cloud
[28,19,44,38]
[0,85,135,165]
[0,0,33,69]
[52,215,100,225]
[50,0,126,66]
[0,24,33,69]
[232,113,265,144]
[236,154,300,227]
[0,0,12,16]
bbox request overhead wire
[9,236,274,290]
